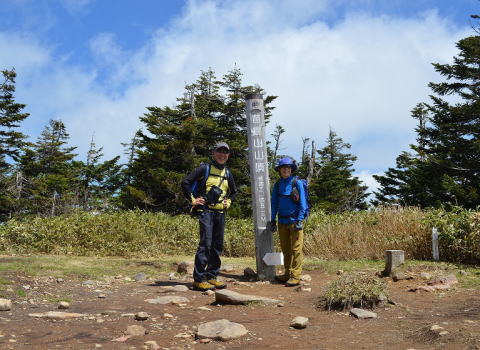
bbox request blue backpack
[275,176,311,220]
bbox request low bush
[0,207,478,263]
[323,272,387,310]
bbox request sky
[1,0,478,193]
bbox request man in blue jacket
[270,157,307,286]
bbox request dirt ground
[0,263,479,350]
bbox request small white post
[432,227,439,261]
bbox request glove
[295,221,303,230]
[270,221,277,233]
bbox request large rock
[196,319,248,341]
[215,289,280,305]
[0,299,12,311]
[145,296,189,305]
[350,308,378,319]
[28,311,86,319]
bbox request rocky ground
[0,261,479,350]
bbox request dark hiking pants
[193,210,225,282]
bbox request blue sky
[1,0,479,192]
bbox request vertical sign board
[245,94,275,280]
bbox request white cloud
[1,0,471,173]
[355,170,381,195]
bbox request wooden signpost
[245,94,276,280]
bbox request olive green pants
[278,223,304,280]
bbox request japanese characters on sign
[249,106,268,226]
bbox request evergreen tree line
[0,66,370,221]
[6,22,479,222]
[373,30,480,209]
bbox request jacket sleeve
[226,170,237,202]
[181,165,207,202]
[271,182,278,222]
[296,180,308,222]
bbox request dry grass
[322,271,388,310]
[304,207,431,260]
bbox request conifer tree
[77,136,123,210]
[0,69,29,220]
[18,119,78,216]
[310,129,368,212]
[121,68,277,215]
[374,33,480,208]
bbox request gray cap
[214,141,230,151]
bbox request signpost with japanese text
[245,94,275,280]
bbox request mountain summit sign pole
[245,94,275,280]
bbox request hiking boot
[275,275,289,283]
[285,278,300,287]
[193,281,215,291]
[207,279,227,289]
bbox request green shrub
[0,207,478,263]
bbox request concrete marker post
[245,93,275,281]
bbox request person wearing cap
[181,142,237,291]
[270,156,307,286]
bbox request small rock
[221,264,235,272]
[336,270,344,275]
[160,285,189,293]
[458,270,468,276]
[200,338,212,343]
[58,302,70,309]
[197,307,212,312]
[439,331,449,336]
[177,261,194,274]
[83,280,96,287]
[162,313,174,319]
[277,303,285,307]
[135,312,149,321]
[56,278,64,283]
[97,294,106,298]
[243,267,257,279]
[168,272,178,280]
[28,311,86,320]
[135,273,147,282]
[350,308,378,319]
[144,340,160,350]
[126,325,147,336]
[145,296,190,305]
[420,272,432,280]
[300,274,312,282]
[430,325,444,331]
[392,272,412,281]
[0,299,12,311]
[290,316,309,329]
[203,290,215,296]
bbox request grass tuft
[323,272,387,311]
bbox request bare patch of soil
[0,267,479,350]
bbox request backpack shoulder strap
[201,163,211,186]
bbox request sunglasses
[215,148,230,154]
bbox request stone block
[383,250,404,277]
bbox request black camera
[205,185,223,205]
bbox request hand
[192,197,205,206]
[270,221,277,233]
[295,221,303,230]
